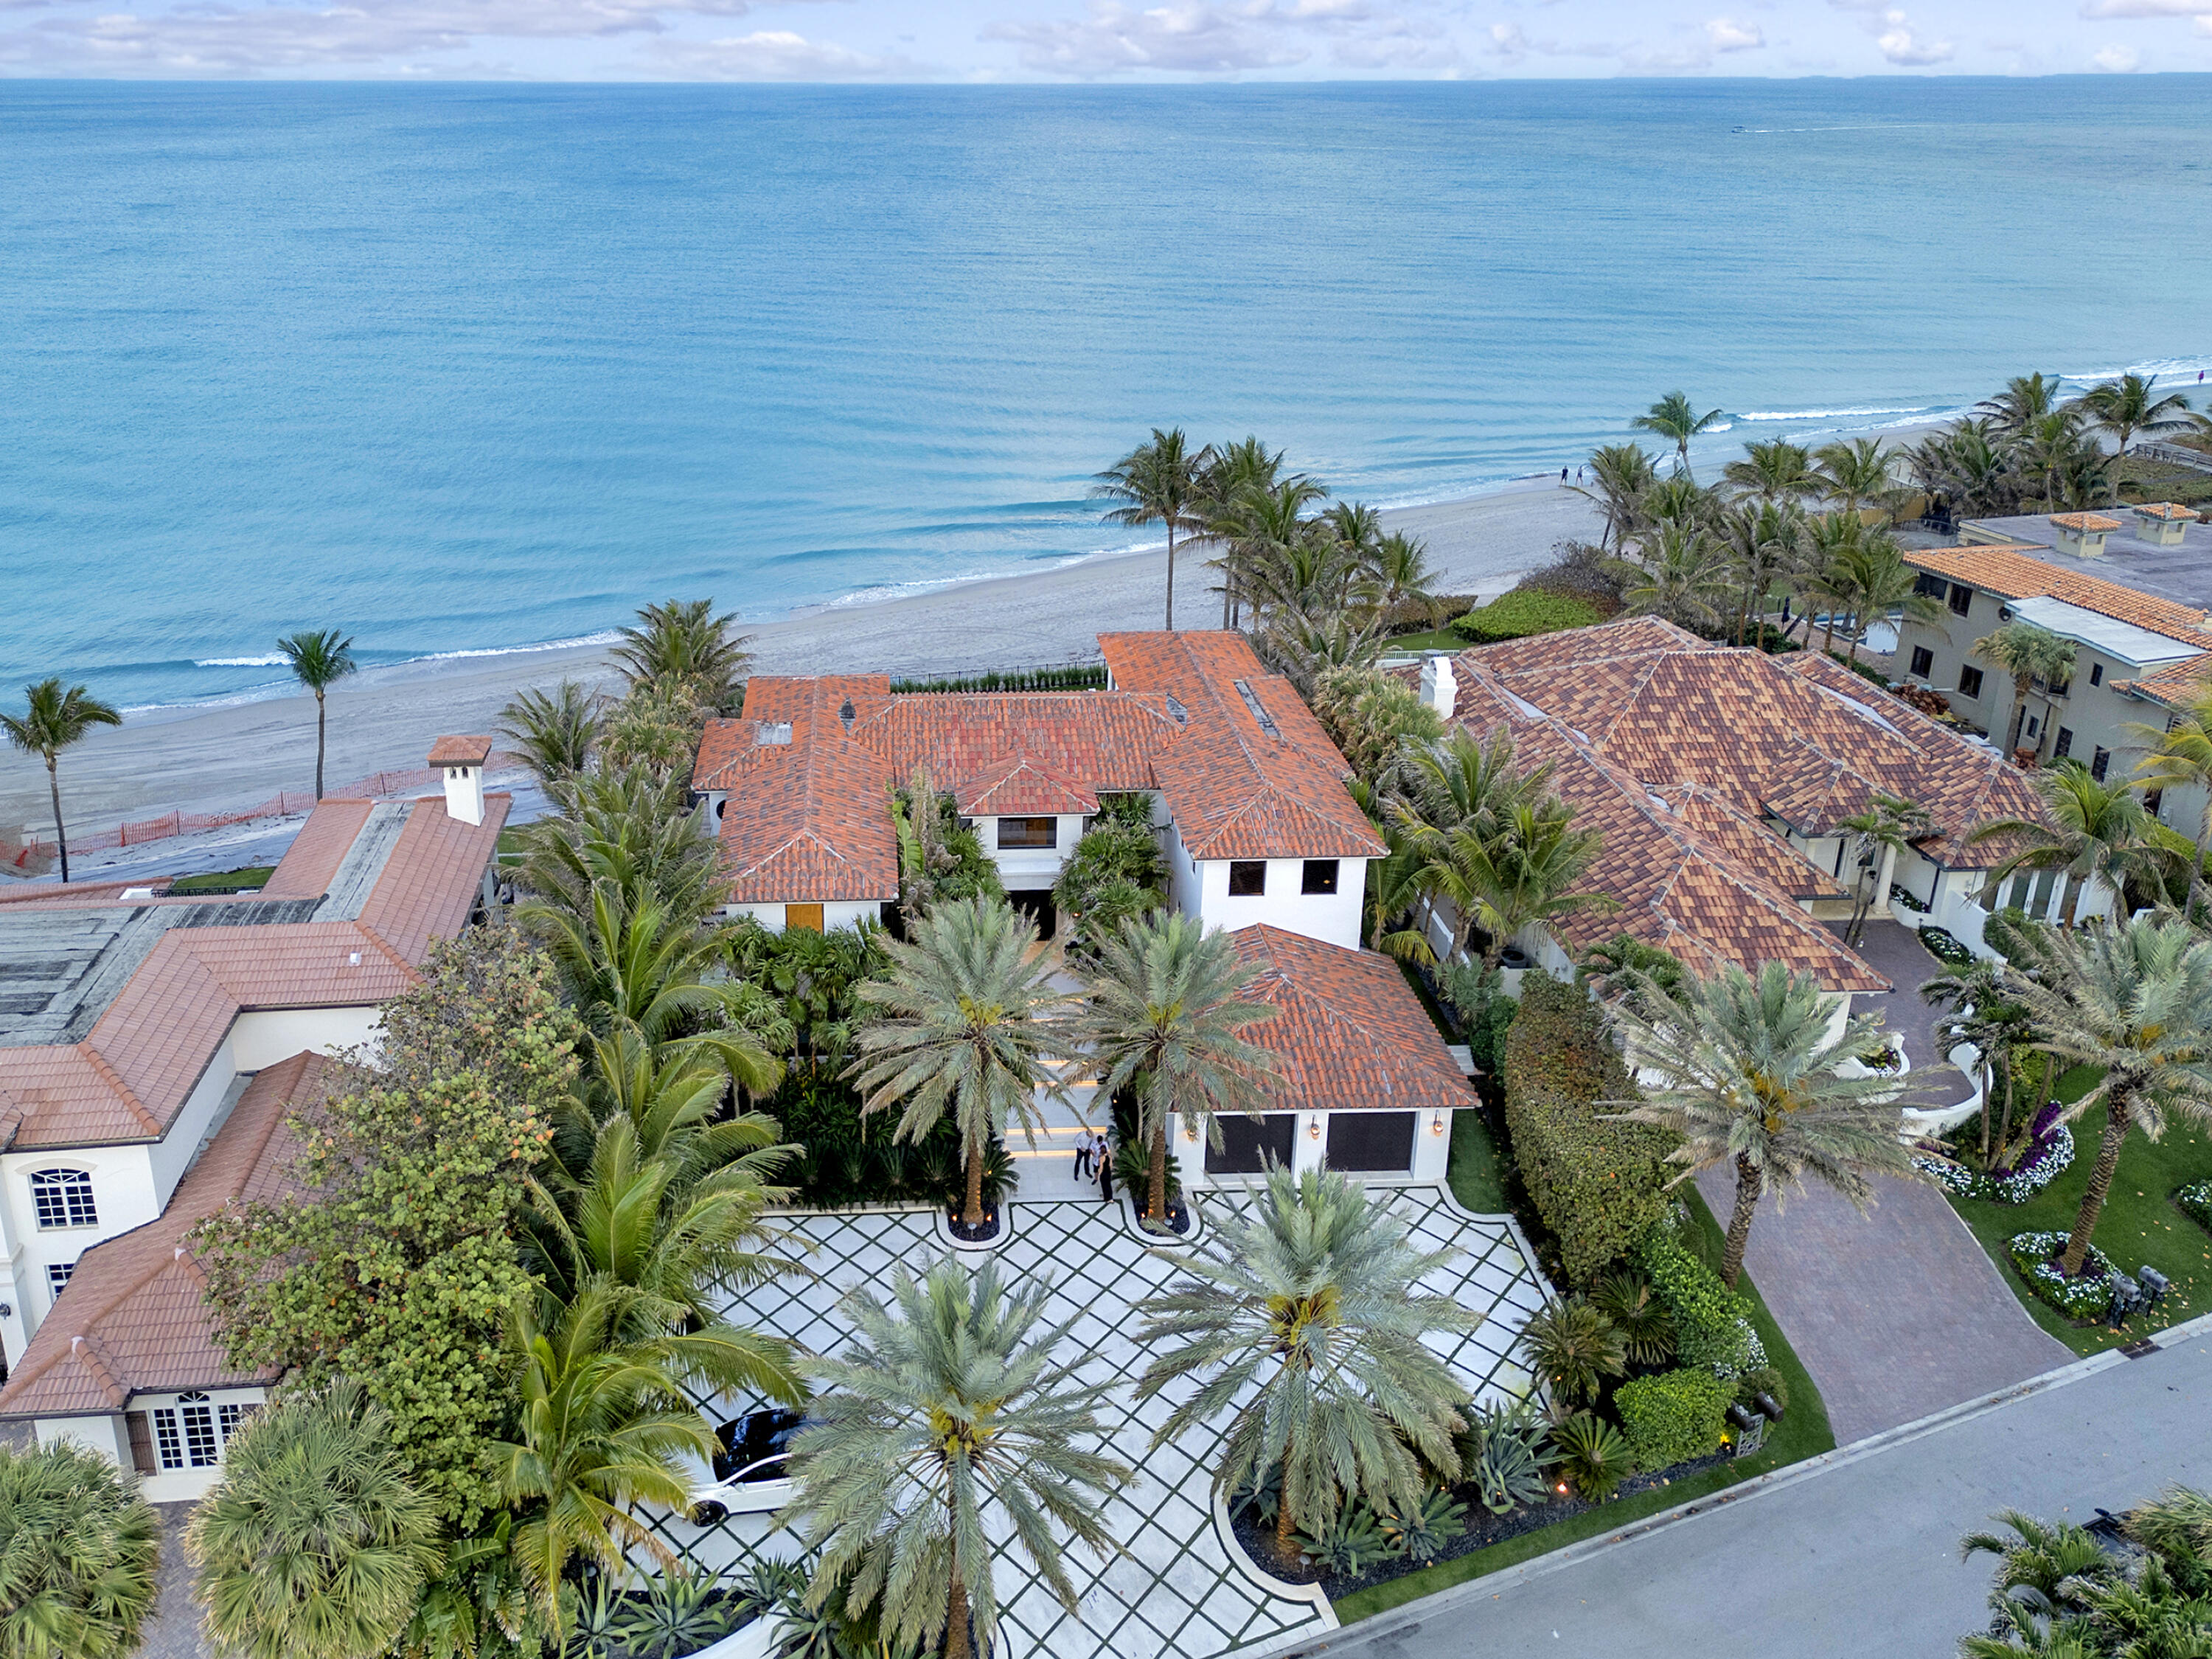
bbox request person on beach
[1559,465,1570,484]
[1073,1130,1093,1181]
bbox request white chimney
[428,735,493,827]
[1418,654,1458,720]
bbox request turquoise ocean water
[2,77,2210,710]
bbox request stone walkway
[1846,918,1975,1113]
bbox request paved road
[1304,1326,2212,1659]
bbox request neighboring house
[691,631,1383,950]
[0,740,508,1493]
[1413,618,2076,984]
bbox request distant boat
[1732,125,1748,133]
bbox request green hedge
[1615,1368,1735,1472]
[1450,590,1601,645]
[1500,976,1675,1285]
[1636,1228,1764,1377]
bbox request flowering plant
[1916,1102,2075,1205]
[2178,1180,2212,1237]
[2005,1229,2119,1321]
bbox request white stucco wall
[1192,857,1366,949]
[970,813,1087,891]
[723,900,882,933]
[37,1412,131,1467]
[2,1143,161,1363]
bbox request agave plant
[612,1566,736,1659]
[1456,1397,1557,1516]
[1377,1488,1467,1563]
[1295,1505,1390,1576]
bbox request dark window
[1914,572,1947,599]
[1958,665,1985,699]
[2146,788,2165,818]
[1228,860,1267,896]
[2054,727,2074,759]
[1301,859,1340,895]
[2091,746,2111,782]
[1205,1113,1298,1175]
[46,1262,73,1295]
[2089,662,2104,686]
[1909,646,1934,678]
[1325,1111,1416,1173]
[29,1169,97,1229]
[2048,677,2070,698]
[996,816,1057,850]
[1948,583,1974,617]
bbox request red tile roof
[1902,545,2212,648]
[2050,512,2123,532]
[1228,927,1472,1115]
[425,734,494,766]
[0,1052,327,1420]
[2134,502,2200,522]
[260,799,373,899]
[710,692,900,905]
[2113,650,2212,709]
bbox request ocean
[3,76,2209,712]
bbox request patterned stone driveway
[650,1187,1548,1659]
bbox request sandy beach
[1,481,1603,843]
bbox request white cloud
[1874,9,1952,60]
[2090,39,2142,63]
[641,29,919,77]
[982,1,1310,74]
[2079,0,2212,16]
[1703,15,1763,49]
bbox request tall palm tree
[1134,1166,1477,1564]
[2076,372,2195,473]
[1721,439,1820,505]
[778,1256,1127,1659]
[1836,791,1933,945]
[2131,681,2212,919]
[520,763,726,926]
[2,677,122,883]
[1997,917,2212,1276]
[1461,797,1614,969]
[1973,620,2073,757]
[276,628,358,801]
[0,1440,161,1659]
[610,599,751,717]
[1978,372,2065,437]
[1622,521,1733,631]
[1065,911,1278,1230]
[187,1380,441,1659]
[1832,532,1944,666]
[1632,392,1725,479]
[1814,437,1899,518]
[1574,443,1657,552]
[1717,499,1803,647]
[1607,961,1921,1288]
[1093,428,1210,631]
[523,883,768,1066]
[1391,728,1541,963]
[1969,761,2154,928]
[498,680,603,786]
[850,894,1070,1228]
[2017,410,2089,512]
[1369,530,1441,624]
[1196,437,1304,627]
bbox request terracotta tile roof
[2113,650,2212,709]
[354,794,509,962]
[0,1053,329,1420]
[1901,544,2212,647]
[260,799,374,898]
[2050,512,2124,532]
[1228,927,1472,1114]
[856,692,1170,801]
[425,734,494,766]
[692,676,894,791]
[711,691,900,905]
[953,753,1097,817]
[2134,502,2200,522]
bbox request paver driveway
[649,1187,1548,1659]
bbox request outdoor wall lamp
[1307,1119,1322,1141]
[1430,1113,1446,1136]
[1183,1120,1198,1142]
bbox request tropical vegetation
[0,1439,161,1659]
[1957,1487,2212,1655]
[2,675,122,883]
[275,627,359,801]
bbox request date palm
[499,679,603,786]
[1065,911,1278,1231]
[2,676,121,884]
[2076,372,2195,476]
[2132,681,2212,920]
[1135,1166,1478,1564]
[1575,443,1657,552]
[188,1380,441,1659]
[778,1256,1127,1659]
[1974,620,2073,757]
[1607,961,1921,1288]
[0,1439,160,1659]
[1094,427,1209,632]
[1722,439,1820,505]
[611,599,751,717]
[1631,391,1725,480]
[850,894,1070,1228]
[1969,761,2153,928]
[276,628,358,800]
[1995,916,2212,1277]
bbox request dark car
[712,1408,809,1484]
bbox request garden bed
[2174,1180,2212,1238]
[1916,1104,2074,1205]
[2005,1231,2123,1323]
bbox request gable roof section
[1902,544,2212,649]
[712,690,899,905]
[0,1052,327,1421]
[953,753,1098,817]
[1228,927,1471,1115]
[855,691,1169,801]
[2114,651,2212,709]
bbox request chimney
[1419,654,1458,720]
[428,734,493,827]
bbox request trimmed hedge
[1451,590,1601,645]
[1500,976,1676,1285]
[1615,1368,1735,1473]
[1635,1228,1764,1377]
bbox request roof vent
[1166,695,1189,728]
[1232,679,1282,740]
[756,721,794,747]
[839,698,855,731]
[348,951,362,967]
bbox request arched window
[29,1169,97,1229]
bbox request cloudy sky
[1,0,2207,81]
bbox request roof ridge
[77,1044,164,1138]
[351,923,419,982]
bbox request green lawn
[1447,1111,1509,1214]
[166,866,275,895]
[1943,1064,2212,1356]
[496,827,529,866]
[1384,626,1466,655]
[1332,1188,1834,1624]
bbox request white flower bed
[1916,1121,2074,1204]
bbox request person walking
[1098,1137,1116,1203]
[1073,1128,1094,1181]
[1559,465,1570,484]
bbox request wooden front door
[785,903,824,932]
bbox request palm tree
[1369,530,1442,624]
[2076,372,2195,475]
[1969,761,2153,928]
[1093,428,1210,631]
[1462,797,1614,969]
[275,628,358,800]
[611,599,751,717]
[499,680,603,785]
[188,1380,441,1659]
[2017,410,2089,512]
[1391,728,1541,962]
[1574,443,1657,551]
[778,1256,1127,1659]
[849,894,1070,1228]
[1721,439,1820,505]
[1621,521,1733,630]
[1996,916,2212,1277]
[1195,437,1304,627]
[1814,437,1899,518]
[1607,961,1921,1288]
[2131,681,2212,919]
[1832,532,1944,666]
[1632,392,1725,479]
[1978,372,2065,437]
[1134,1166,1477,1564]
[0,1439,160,1659]
[1973,620,2073,757]
[1065,911,1278,1231]
[1716,499,1803,647]
[2,677,122,883]
[1921,959,2038,1163]
[1836,791,1933,946]
[520,764,727,927]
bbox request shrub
[1917,925,1975,967]
[1516,541,1624,614]
[1635,1227,1764,1377]
[0,1441,161,1659]
[888,664,1109,693]
[2006,1230,2121,1321]
[1550,1411,1632,1501]
[2179,1180,2212,1237]
[1435,959,1517,1077]
[1736,1366,1789,1413]
[1501,975,1677,1285]
[1451,588,1601,645]
[1615,1368,1735,1472]
[1916,1102,2076,1204]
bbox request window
[1947,583,1973,617]
[2091,746,2111,782]
[1227,860,1267,897]
[29,1169,97,1229]
[2146,788,2165,818]
[1957,665,1985,699]
[1909,645,1934,678]
[2054,727,2074,759]
[2048,677,2070,698]
[2089,662,2105,687]
[1301,859,1340,896]
[1913,572,1947,599]
[783,903,823,933]
[150,1392,232,1471]
[996,816,1057,850]
[2027,716,2040,738]
[46,1262,74,1295]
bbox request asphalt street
[1303,1326,2212,1659]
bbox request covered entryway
[1325,1111,1416,1174]
[1007,888,1057,941]
[1205,1113,1297,1175]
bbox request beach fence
[10,754,524,869]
